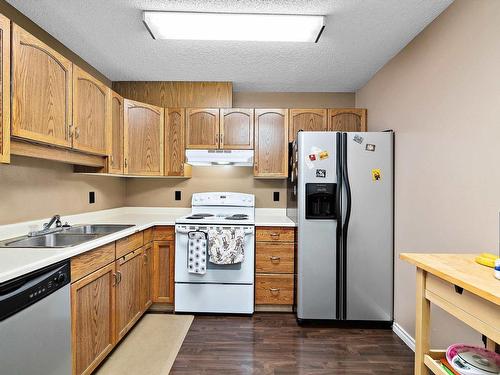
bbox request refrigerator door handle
[335,132,342,319]
[341,132,352,319]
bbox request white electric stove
[174,192,255,314]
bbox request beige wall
[125,166,286,208]
[0,156,125,224]
[356,0,500,347]
[233,92,354,108]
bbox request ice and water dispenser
[305,183,336,219]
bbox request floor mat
[96,313,194,375]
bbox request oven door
[175,224,255,284]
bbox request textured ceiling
[7,0,453,91]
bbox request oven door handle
[176,227,254,235]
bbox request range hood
[186,149,254,166]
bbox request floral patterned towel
[207,228,245,265]
[188,231,207,274]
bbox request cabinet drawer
[153,226,175,241]
[255,274,294,305]
[426,274,500,340]
[143,228,153,243]
[116,231,144,258]
[256,242,294,273]
[71,242,115,282]
[256,227,294,242]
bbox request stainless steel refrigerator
[287,131,393,323]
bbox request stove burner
[185,213,215,220]
[193,213,214,217]
[186,216,204,219]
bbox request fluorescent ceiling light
[143,11,325,43]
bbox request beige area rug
[96,313,194,375]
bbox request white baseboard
[393,322,415,352]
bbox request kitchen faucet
[28,214,64,237]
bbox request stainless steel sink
[1,233,101,248]
[0,224,135,248]
[62,224,134,235]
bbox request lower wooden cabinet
[152,240,175,303]
[140,243,153,311]
[255,274,294,305]
[115,248,143,341]
[71,262,116,375]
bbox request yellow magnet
[372,169,381,181]
[319,151,329,160]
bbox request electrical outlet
[89,191,95,204]
[273,192,280,202]
[175,191,182,201]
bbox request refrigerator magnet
[365,144,376,152]
[353,134,364,144]
[319,151,329,160]
[372,169,382,181]
[316,169,327,178]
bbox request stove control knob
[56,273,66,284]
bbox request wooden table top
[400,253,500,306]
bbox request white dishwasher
[0,260,71,375]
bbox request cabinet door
[165,108,186,176]
[124,99,164,176]
[115,248,143,341]
[186,108,219,149]
[0,14,10,164]
[220,108,254,149]
[289,109,327,142]
[71,263,116,375]
[12,23,72,148]
[140,243,153,311]
[328,108,367,132]
[254,109,289,178]
[152,240,175,303]
[108,91,124,174]
[72,65,109,155]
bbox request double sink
[0,224,135,248]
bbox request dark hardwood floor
[170,313,414,375]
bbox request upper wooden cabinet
[123,99,164,176]
[220,108,254,149]
[254,109,289,178]
[289,109,328,142]
[72,65,109,155]
[328,108,367,132]
[0,14,10,164]
[108,91,124,174]
[186,108,220,149]
[165,108,187,176]
[12,24,73,148]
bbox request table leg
[415,268,430,375]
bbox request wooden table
[401,253,499,375]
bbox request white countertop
[0,207,295,283]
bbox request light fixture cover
[143,11,325,42]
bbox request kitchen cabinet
[152,240,175,303]
[220,108,254,149]
[115,248,143,341]
[186,108,220,149]
[254,109,289,178]
[124,99,164,176]
[289,109,327,142]
[165,108,189,176]
[72,65,109,155]
[255,227,295,309]
[108,91,124,174]
[71,262,116,375]
[328,108,367,132]
[0,14,9,163]
[140,243,153,311]
[12,23,73,148]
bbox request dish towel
[187,231,207,275]
[207,228,245,265]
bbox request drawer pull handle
[454,285,464,295]
[269,288,280,294]
[270,233,280,238]
[270,256,281,263]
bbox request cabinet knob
[269,288,280,294]
[270,232,280,238]
[74,127,80,139]
[270,256,281,263]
